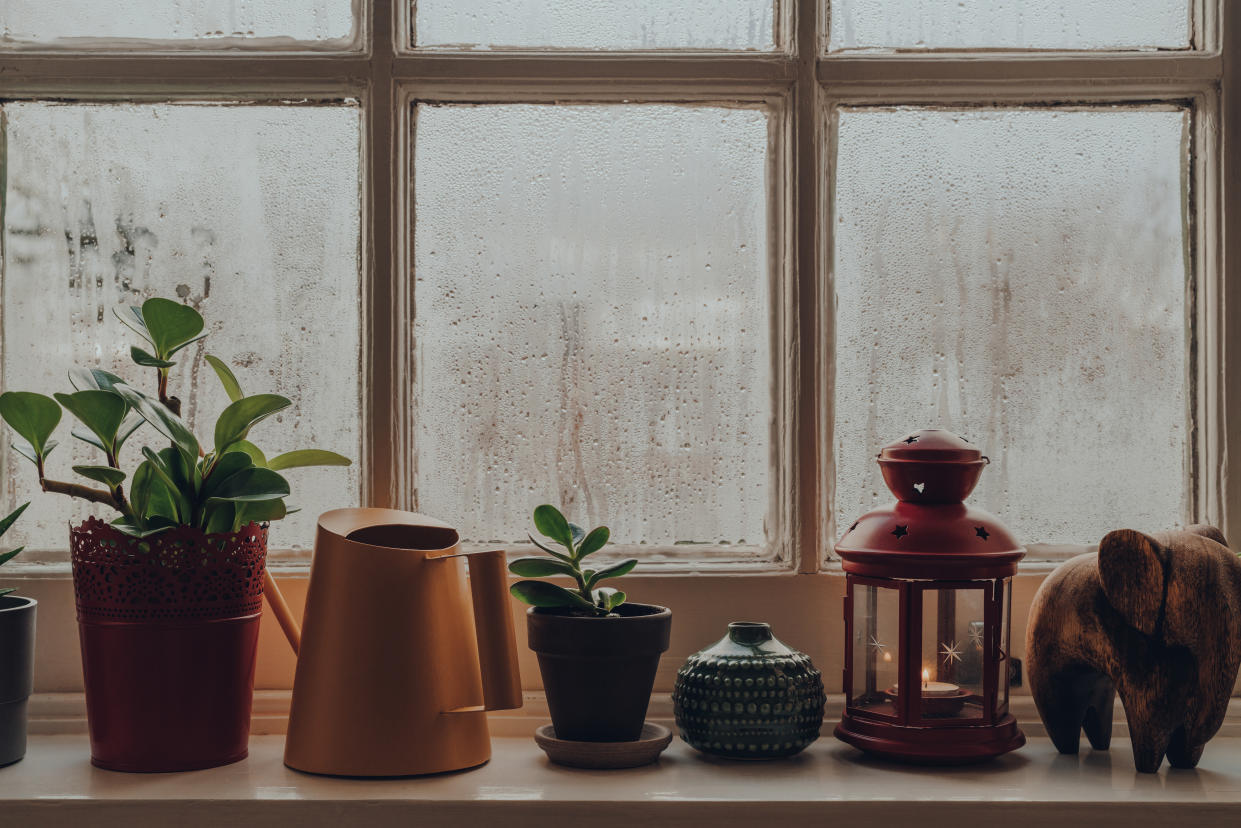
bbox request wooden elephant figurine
[1026,524,1240,773]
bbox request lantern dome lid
[837,428,1024,578]
[878,429,983,464]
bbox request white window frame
[1,1,1238,696]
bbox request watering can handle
[461,549,523,711]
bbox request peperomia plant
[508,504,638,617]
[0,502,29,598]
[0,298,350,538]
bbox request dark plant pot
[0,595,36,767]
[70,518,268,773]
[527,602,672,742]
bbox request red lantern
[834,429,1025,763]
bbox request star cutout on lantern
[903,435,919,444]
[868,635,886,653]
[968,626,984,649]
[891,525,908,539]
[940,640,963,666]
[975,526,990,541]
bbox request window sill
[3,733,1240,827]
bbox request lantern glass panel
[850,581,900,718]
[918,587,986,722]
[997,578,1013,717]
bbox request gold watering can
[264,508,522,776]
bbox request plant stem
[39,477,121,509]
[156,368,182,417]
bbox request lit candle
[920,668,959,697]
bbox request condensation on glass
[1,102,363,553]
[833,106,1190,547]
[414,0,776,50]
[412,103,773,557]
[828,0,1191,52]
[1,1,353,47]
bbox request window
[0,1,1236,579]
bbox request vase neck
[727,622,773,646]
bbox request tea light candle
[921,668,959,697]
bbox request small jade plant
[0,297,350,538]
[508,504,638,616]
[0,502,29,598]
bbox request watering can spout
[264,573,302,655]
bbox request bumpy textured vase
[673,622,825,759]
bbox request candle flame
[922,668,930,687]
[883,651,892,663]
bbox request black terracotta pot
[0,595,37,767]
[527,602,672,742]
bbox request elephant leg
[1119,689,1170,773]
[1080,680,1116,751]
[1034,668,1113,755]
[1165,726,1205,770]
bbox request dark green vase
[673,622,825,759]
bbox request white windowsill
[3,733,1240,827]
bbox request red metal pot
[70,517,267,772]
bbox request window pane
[413,104,773,559]
[828,0,1190,51]
[1,1,353,47]
[415,0,775,50]
[2,103,362,554]
[833,107,1189,546]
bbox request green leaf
[141,298,205,359]
[213,394,292,457]
[130,346,176,369]
[129,461,180,526]
[201,451,255,499]
[527,534,572,563]
[568,522,586,545]
[230,440,268,468]
[202,501,237,534]
[114,384,200,463]
[110,520,175,539]
[140,447,187,519]
[236,498,287,526]
[207,466,290,503]
[55,390,127,454]
[71,428,107,453]
[0,391,61,457]
[267,449,352,471]
[585,558,636,589]
[114,305,153,344]
[0,546,24,567]
[114,414,145,454]
[507,556,579,578]
[575,525,610,560]
[72,465,126,488]
[509,580,596,610]
[204,354,244,402]
[69,367,128,393]
[593,588,627,612]
[0,502,30,540]
[0,588,14,597]
[533,504,573,551]
[11,438,44,467]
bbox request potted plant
[0,502,33,767]
[0,297,350,772]
[510,504,671,742]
